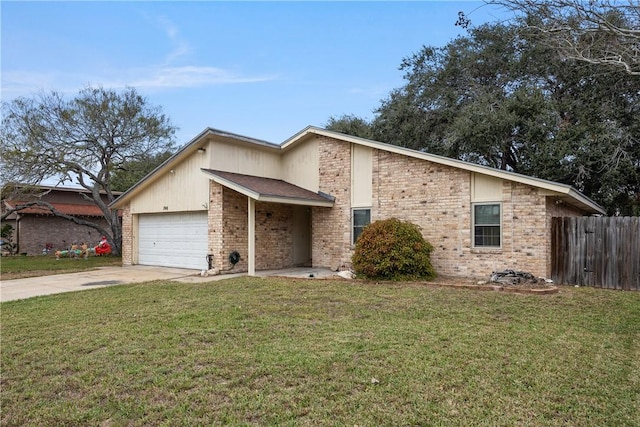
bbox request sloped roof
[112,126,606,215]
[4,201,105,217]
[282,126,606,215]
[3,185,122,217]
[202,169,334,207]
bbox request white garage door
[138,212,208,270]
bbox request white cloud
[348,85,392,98]
[1,71,80,98]
[155,15,192,65]
[129,66,276,89]
[1,66,276,99]
[1,15,277,99]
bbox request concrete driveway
[0,265,242,303]
[0,265,338,302]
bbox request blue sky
[2,1,506,146]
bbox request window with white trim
[352,208,371,245]
[473,203,501,248]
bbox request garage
[138,212,208,270]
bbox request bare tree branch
[469,0,640,75]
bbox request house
[111,126,605,278]
[2,185,118,255]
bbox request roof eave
[283,127,605,215]
[566,188,607,215]
[111,127,280,209]
[202,169,334,207]
[258,195,334,207]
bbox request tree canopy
[327,14,640,215]
[325,114,374,139]
[110,151,174,193]
[0,86,177,253]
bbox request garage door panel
[138,213,208,270]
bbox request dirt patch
[296,273,559,295]
[428,275,558,294]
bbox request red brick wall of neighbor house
[17,215,111,255]
[121,204,133,265]
[312,136,353,270]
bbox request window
[473,203,501,247]
[352,208,371,245]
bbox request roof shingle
[6,201,106,217]
[202,169,334,205]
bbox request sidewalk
[0,265,337,302]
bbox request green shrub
[352,218,436,281]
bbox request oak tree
[0,86,177,254]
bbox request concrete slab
[1,265,209,302]
[0,265,340,302]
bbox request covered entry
[138,212,208,270]
[202,169,334,275]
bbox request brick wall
[221,187,248,272]
[312,136,352,270]
[372,149,472,275]
[312,137,585,279]
[17,215,111,255]
[121,204,132,265]
[208,182,296,272]
[255,202,294,270]
[208,181,224,271]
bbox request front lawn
[1,278,639,426]
[0,255,122,280]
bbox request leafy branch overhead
[0,86,177,254]
[327,3,640,216]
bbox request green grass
[0,255,122,279]
[2,278,639,426]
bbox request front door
[292,206,311,266]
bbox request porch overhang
[201,169,335,207]
[202,169,334,277]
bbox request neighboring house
[111,126,605,278]
[2,186,118,255]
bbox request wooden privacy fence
[551,217,640,290]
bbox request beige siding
[210,140,281,179]
[130,152,210,214]
[281,138,319,191]
[472,173,502,202]
[351,144,373,207]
